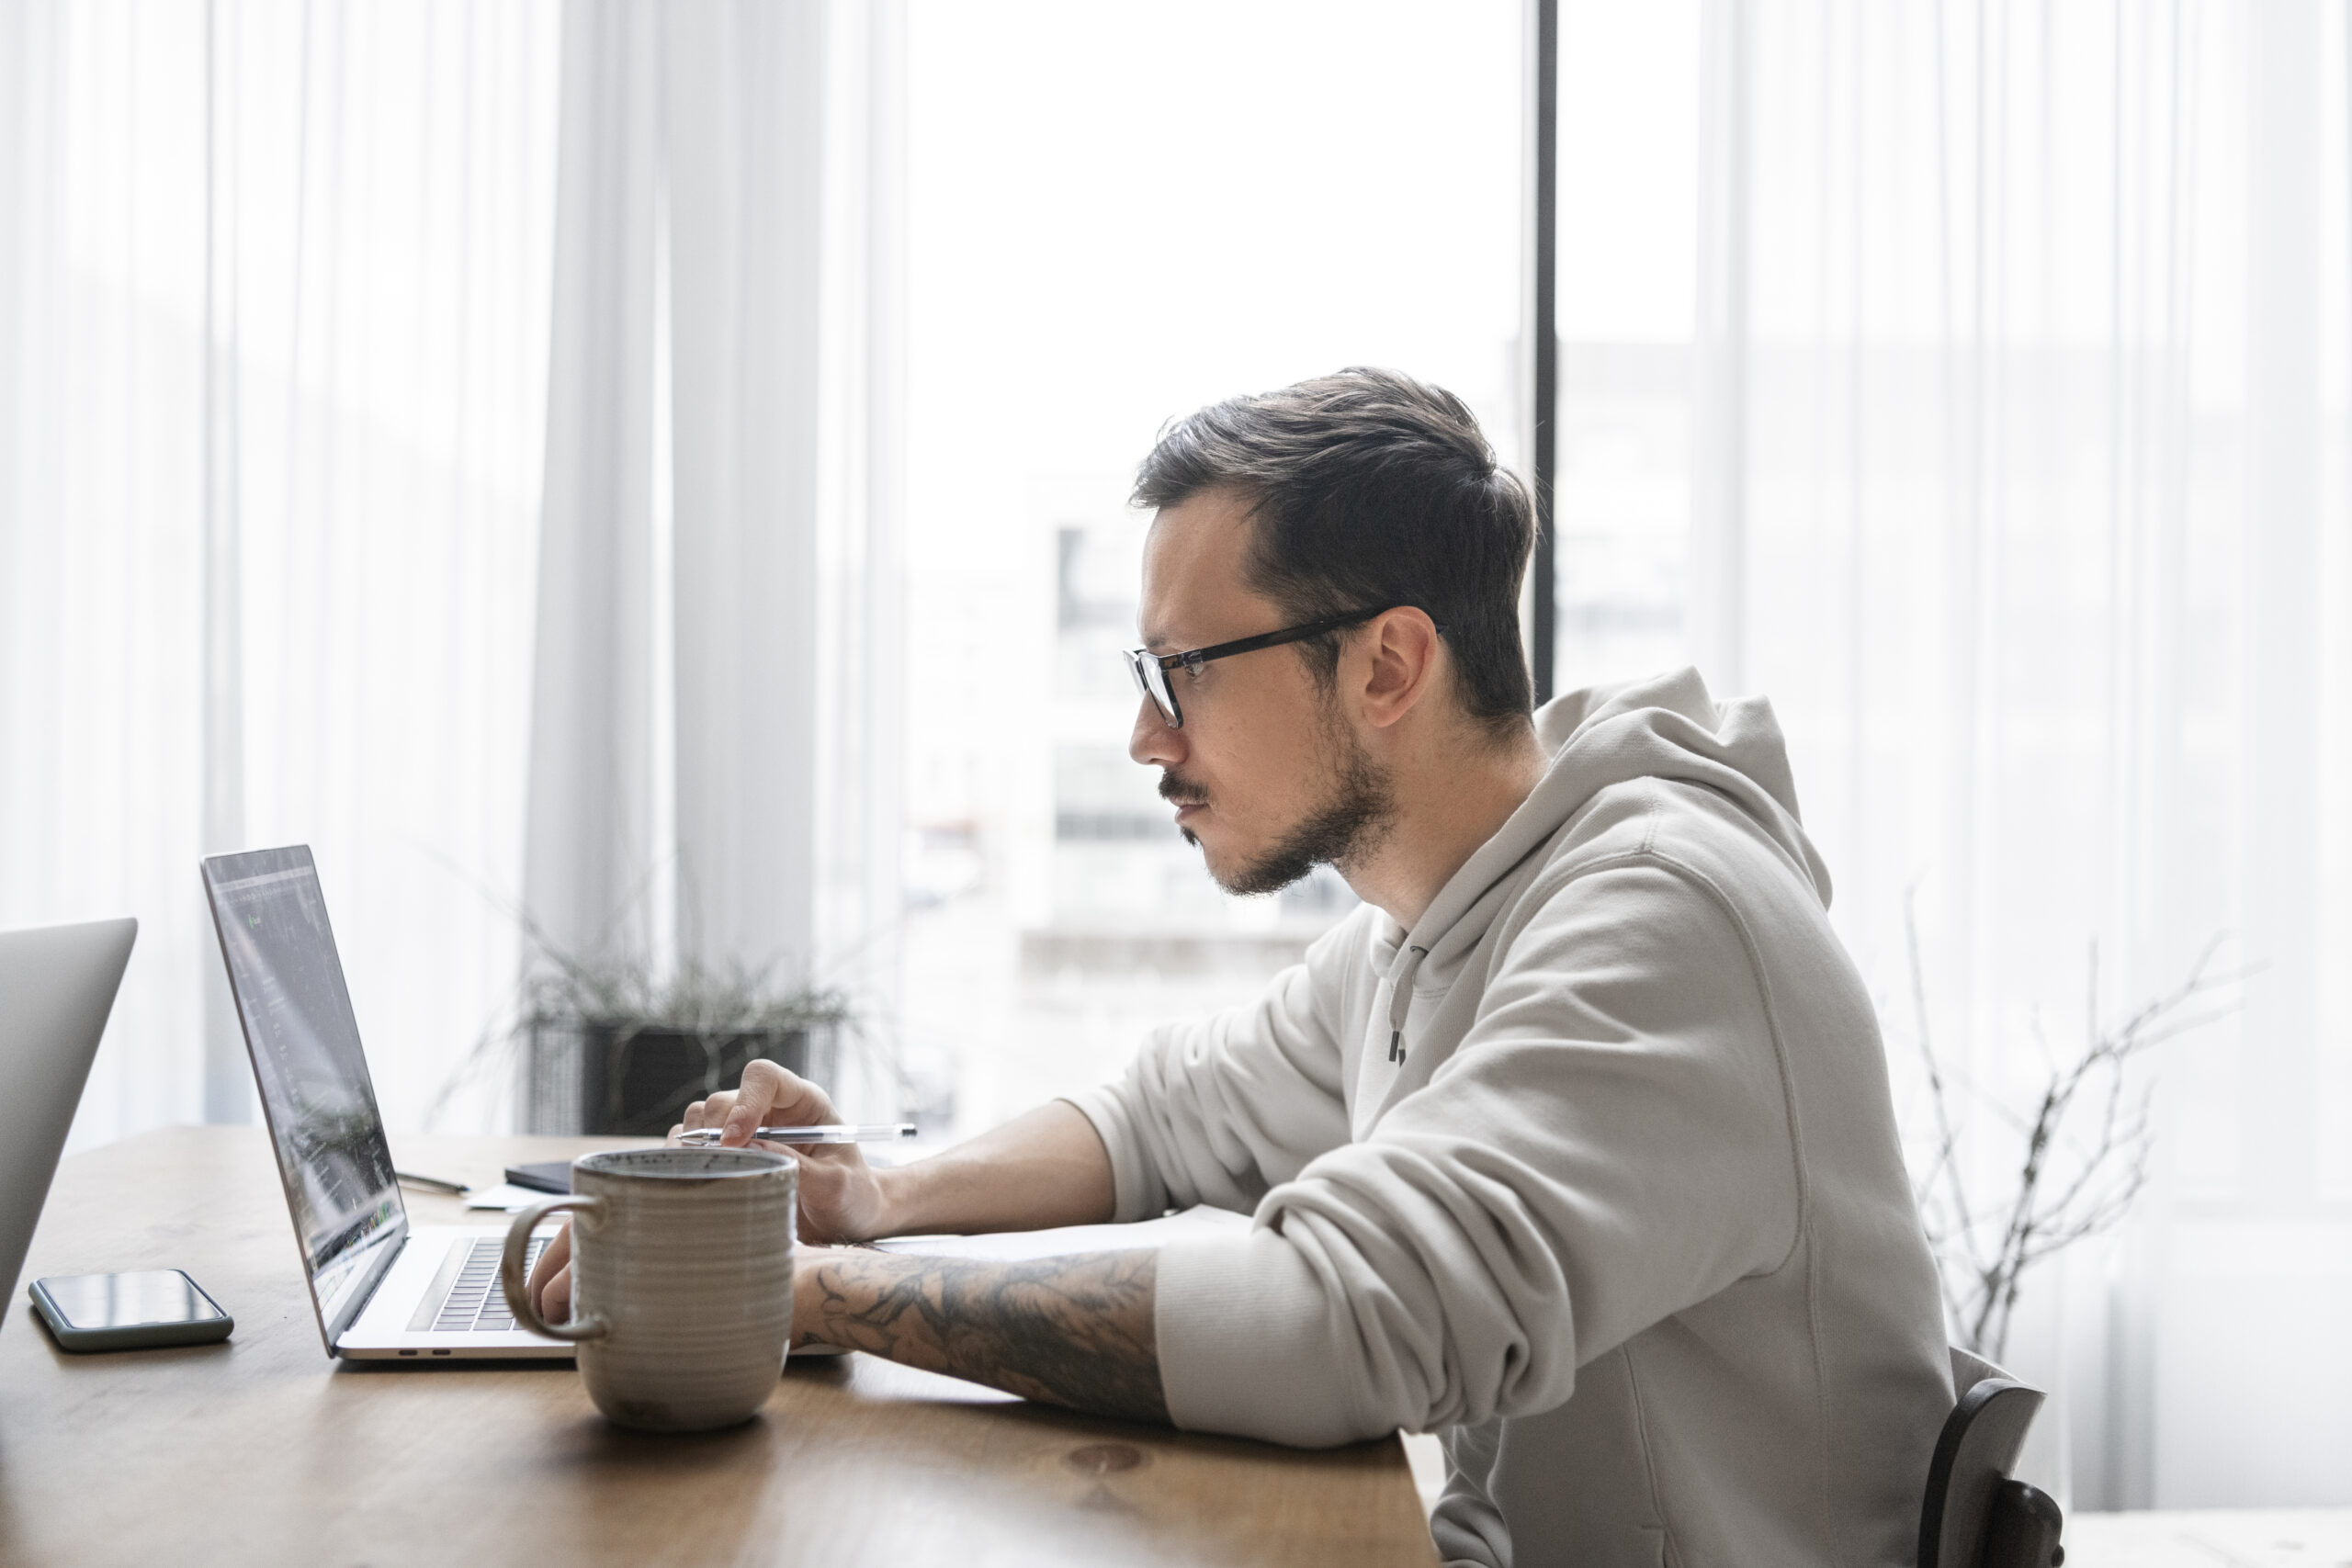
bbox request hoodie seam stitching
[1637,849,1815,1276]
[1618,1342,1679,1560]
[1635,781,1663,857]
[1635,840,1842,1568]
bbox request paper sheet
[876,1204,1250,1261]
[460,1182,548,1212]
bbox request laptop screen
[202,846,405,1331]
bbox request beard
[1160,719,1395,897]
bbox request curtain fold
[1,0,898,1150]
[809,0,909,1108]
[1670,0,2350,1510]
[2,0,561,1149]
[524,0,661,974]
[523,0,827,981]
[662,0,825,977]
[523,0,904,1105]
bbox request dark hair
[1132,367,1536,737]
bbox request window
[899,0,1525,1132]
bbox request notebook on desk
[202,845,571,1361]
[503,1161,573,1194]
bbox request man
[531,367,1952,1568]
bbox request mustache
[1158,772,1208,807]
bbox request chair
[1917,1346,2066,1568]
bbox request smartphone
[28,1270,233,1351]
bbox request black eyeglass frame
[1124,604,1434,729]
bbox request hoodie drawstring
[1387,944,1429,1063]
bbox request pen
[675,1122,919,1146]
[394,1169,469,1195]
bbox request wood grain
[0,1127,1438,1568]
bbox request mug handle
[501,1195,609,1343]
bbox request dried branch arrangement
[1902,894,2244,1362]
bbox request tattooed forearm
[800,1249,1168,1425]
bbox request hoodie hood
[1385,668,1831,978]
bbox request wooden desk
[0,1127,1436,1568]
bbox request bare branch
[1902,927,2243,1359]
[1905,887,1984,1282]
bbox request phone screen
[40,1271,225,1329]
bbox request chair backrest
[1917,1348,2064,1568]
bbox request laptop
[201,844,569,1360]
[0,918,139,1317]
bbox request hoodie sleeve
[1061,917,1363,1223]
[1148,856,1803,1447]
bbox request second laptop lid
[0,918,138,1314]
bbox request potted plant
[517,951,853,1137]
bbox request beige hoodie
[1069,669,1952,1568]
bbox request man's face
[1128,488,1392,895]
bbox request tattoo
[804,1249,1168,1425]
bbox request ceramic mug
[500,1145,797,1432]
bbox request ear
[1351,608,1445,732]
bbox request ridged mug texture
[569,1147,797,1432]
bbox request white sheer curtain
[1,0,900,1145]
[522,0,904,1113]
[1558,0,2349,1509]
[0,0,560,1151]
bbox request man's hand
[523,1076,1124,1330]
[525,1223,575,1323]
[793,1245,1168,1425]
[679,1058,892,1246]
[523,1058,889,1324]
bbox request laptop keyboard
[431,1235,547,1333]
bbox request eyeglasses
[1124,605,1409,730]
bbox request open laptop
[0,918,139,1318]
[201,845,569,1360]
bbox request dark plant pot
[523,1019,832,1136]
